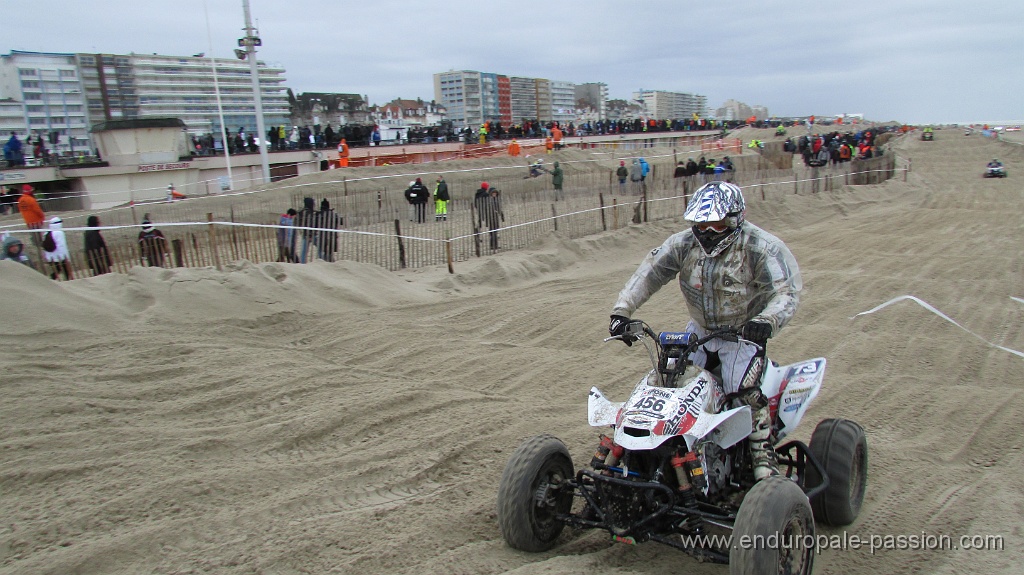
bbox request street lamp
[238,0,271,184]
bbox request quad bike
[984,165,1007,178]
[497,321,868,575]
[921,131,933,141]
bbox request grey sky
[5,0,1022,124]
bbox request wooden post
[394,219,406,269]
[551,204,558,232]
[445,233,454,274]
[599,193,607,231]
[471,203,481,257]
[207,213,222,271]
[344,176,348,196]
[613,198,619,230]
[172,238,184,267]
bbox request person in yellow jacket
[434,175,450,221]
[478,124,488,145]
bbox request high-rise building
[550,80,575,126]
[437,70,582,129]
[632,89,707,121]
[0,51,90,155]
[508,76,538,125]
[76,52,290,138]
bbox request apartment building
[0,51,91,155]
[436,70,581,129]
[632,89,708,121]
[76,52,290,138]
[550,80,576,126]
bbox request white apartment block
[632,89,708,121]
[550,80,576,126]
[76,52,290,138]
[0,51,90,155]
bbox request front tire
[497,434,575,552]
[730,477,815,575]
[806,418,868,526]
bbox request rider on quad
[609,181,802,481]
[988,158,1003,169]
[528,158,547,178]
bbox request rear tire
[806,418,868,526]
[496,434,575,552]
[730,477,815,575]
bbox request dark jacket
[405,182,430,204]
[434,180,450,201]
[474,188,504,228]
[84,224,112,275]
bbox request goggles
[693,221,730,233]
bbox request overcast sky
[4,0,1022,125]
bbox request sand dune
[1,129,1022,574]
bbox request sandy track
[1,130,1022,574]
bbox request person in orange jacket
[16,183,46,248]
[545,136,553,154]
[507,139,520,157]
[337,138,350,167]
[551,125,563,150]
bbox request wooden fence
[7,153,898,280]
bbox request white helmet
[683,182,745,224]
[683,182,746,257]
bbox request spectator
[296,197,318,263]
[17,184,46,248]
[545,136,553,154]
[629,159,643,194]
[434,175,450,222]
[405,178,430,224]
[686,157,699,178]
[639,157,650,185]
[616,160,628,193]
[138,219,168,267]
[277,208,297,262]
[0,186,15,215]
[551,161,564,201]
[43,216,73,280]
[371,128,381,147]
[337,138,349,167]
[0,233,32,267]
[673,160,687,191]
[84,215,112,275]
[551,125,563,150]
[3,132,24,167]
[507,139,520,157]
[318,199,340,262]
[474,182,504,251]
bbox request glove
[741,320,772,344]
[609,315,634,347]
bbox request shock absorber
[590,434,614,469]
[672,451,704,533]
[602,440,625,476]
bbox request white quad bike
[984,165,1007,178]
[497,320,868,575]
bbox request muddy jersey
[612,222,801,335]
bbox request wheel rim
[847,442,867,512]
[779,513,814,575]
[530,459,571,539]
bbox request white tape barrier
[851,295,1024,359]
